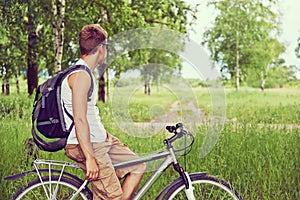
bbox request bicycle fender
[4,170,36,181]
[155,172,207,200]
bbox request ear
[98,45,103,52]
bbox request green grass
[225,89,300,124]
[0,86,299,199]
[198,123,299,199]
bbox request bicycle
[5,123,243,199]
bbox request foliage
[264,65,297,88]
[245,61,297,89]
[0,0,27,80]
[0,0,196,96]
[203,0,285,90]
[105,1,196,91]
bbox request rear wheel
[12,176,92,200]
[161,173,242,200]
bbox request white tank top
[61,59,107,144]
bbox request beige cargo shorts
[65,133,145,200]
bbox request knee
[140,162,146,174]
[131,162,146,176]
[134,162,146,175]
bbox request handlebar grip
[176,123,183,128]
[166,123,184,133]
[166,125,176,133]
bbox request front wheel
[12,176,92,200]
[160,173,242,200]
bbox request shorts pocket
[65,144,85,163]
[95,164,122,199]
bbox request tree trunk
[156,76,160,93]
[235,67,240,91]
[98,75,105,102]
[106,69,110,102]
[2,79,4,94]
[27,0,38,95]
[260,71,265,92]
[144,79,151,95]
[27,58,38,95]
[260,78,265,92]
[5,77,9,95]
[144,74,151,95]
[148,83,151,95]
[235,31,240,91]
[52,0,65,73]
[16,73,20,94]
[98,63,106,102]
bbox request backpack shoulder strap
[67,65,94,101]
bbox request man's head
[79,24,108,56]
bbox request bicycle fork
[173,163,195,200]
[166,134,195,200]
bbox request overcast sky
[182,0,300,78]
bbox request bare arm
[68,71,99,181]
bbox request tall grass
[1,88,299,199]
[195,123,299,199]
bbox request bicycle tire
[12,176,92,200]
[160,173,242,200]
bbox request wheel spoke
[162,174,242,200]
[12,176,91,200]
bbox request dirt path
[117,100,205,137]
[152,101,300,131]
[151,100,205,126]
[148,99,205,135]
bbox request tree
[203,0,283,90]
[296,37,300,59]
[52,0,65,73]
[0,0,27,95]
[0,0,195,99]
[114,0,194,95]
[264,64,297,88]
[71,0,196,98]
[243,38,284,89]
[25,0,54,95]
[140,51,181,95]
[27,0,39,95]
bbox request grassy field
[0,85,299,199]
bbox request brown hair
[79,24,108,55]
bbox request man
[62,24,145,200]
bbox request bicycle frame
[115,150,174,200]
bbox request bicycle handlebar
[166,122,183,134]
[164,123,194,149]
